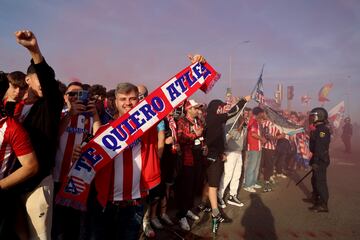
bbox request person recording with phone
[89,84,112,124]
[52,81,101,240]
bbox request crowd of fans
[0,30,349,240]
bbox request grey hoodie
[225,115,247,152]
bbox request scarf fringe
[55,196,87,212]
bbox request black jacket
[309,123,331,166]
[21,59,63,191]
[205,98,247,158]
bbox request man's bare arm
[0,152,39,190]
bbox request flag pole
[226,64,265,136]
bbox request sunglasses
[66,91,78,97]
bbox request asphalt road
[143,135,360,240]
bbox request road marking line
[336,162,355,166]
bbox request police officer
[308,107,331,213]
[341,117,352,153]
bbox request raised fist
[188,54,206,64]
[243,95,252,102]
[15,30,39,52]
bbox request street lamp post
[347,75,351,116]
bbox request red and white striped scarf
[56,61,220,210]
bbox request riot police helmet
[309,107,328,124]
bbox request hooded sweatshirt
[205,98,247,159]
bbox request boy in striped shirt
[0,105,38,239]
[261,115,284,192]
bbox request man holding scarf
[85,82,159,240]
[86,55,207,240]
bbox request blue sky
[1,0,359,121]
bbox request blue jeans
[244,151,262,188]
[90,200,144,240]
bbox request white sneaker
[253,184,262,189]
[243,187,256,193]
[150,217,164,229]
[179,217,190,231]
[160,213,174,225]
[227,195,245,207]
[186,210,200,220]
[277,173,287,179]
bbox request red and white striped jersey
[0,117,33,179]
[2,98,33,122]
[247,117,262,151]
[95,126,161,205]
[53,113,94,183]
[261,120,281,150]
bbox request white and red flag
[328,100,345,128]
[301,95,311,105]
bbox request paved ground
[142,135,360,240]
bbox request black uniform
[309,122,331,210]
[341,122,352,153]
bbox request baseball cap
[185,99,203,110]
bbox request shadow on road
[241,193,277,240]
